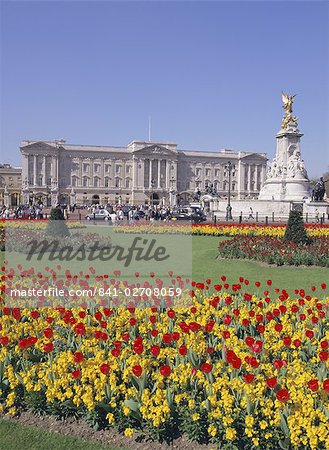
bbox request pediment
[20,141,58,153]
[133,144,177,156]
[241,153,267,163]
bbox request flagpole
[148,116,151,142]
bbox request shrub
[46,207,70,237]
[284,210,310,245]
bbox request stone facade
[0,164,22,207]
[20,139,267,207]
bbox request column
[101,159,105,188]
[140,159,144,189]
[33,155,37,186]
[79,157,83,187]
[132,156,137,203]
[157,159,161,188]
[111,159,115,187]
[149,159,152,188]
[238,161,246,200]
[202,163,206,189]
[42,156,46,186]
[255,165,259,192]
[247,165,251,193]
[165,160,170,189]
[143,160,147,188]
[90,158,94,188]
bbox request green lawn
[0,419,124,450]
[192,236,329,294]
[1,234,329,295]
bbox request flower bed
[0,219,85,230]
[0,268,329,449]
[113,223,329,238]
[218,236,329,267]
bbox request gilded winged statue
[281,91,296,115]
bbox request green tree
[284,210,310,245]
[46,207,70,237]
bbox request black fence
[213,211,328,224]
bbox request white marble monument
[259,92,311,201]
[212,93,328,221]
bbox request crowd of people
[0,204,45,219]
[0,202,192,222]
[87,203,178,223]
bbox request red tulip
[266,377,277,389]
[308,379,319,391]
[43,328,53,339]
[72,369,81,379]
[243,374,255,383]
[150,345,160,357]
[44,343,54,353]
[178,345,187,356]
[0,336,9,346]
[319,351,328,361]
[200,363,212,374]
[159,365,171,377]
[73,351,84,363]
[276,389,290,402]
[132,365,143,378]
[163,333,172,345]
[323,379,329,393]
[100,363,110,375]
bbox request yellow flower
[124,428,134,437]
[225,427,237,441]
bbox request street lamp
[225,161,233,221]
[150,179,156,205]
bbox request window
[215,169,220,177]
[83,164,89,172]
[206,169,210,177]
[116,165,121,174]
[105,164,110,173]
[94,164,100,173]
[83,176,88,188]
[126,165,131,174]
[125,178,130,188]
[94,177,99,188]
[104,177,110,187]
[196,168,201,177]
[72,177,77,187]
[115,178,120,188]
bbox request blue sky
[1,1,328,177]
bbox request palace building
[20,139,267,206]
[0,164,22,207]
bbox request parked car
[85,209,111,220]
[171,206,206,223]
